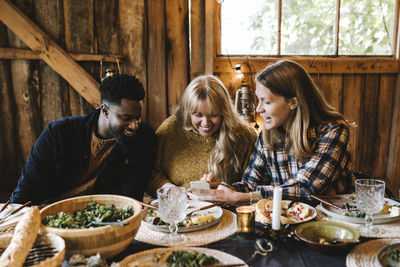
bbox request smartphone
[190,181,210,190]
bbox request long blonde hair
[256,60,346,161]
[175,75,255,183]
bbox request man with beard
[10,74,157,205]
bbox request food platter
[255,200,317,225]
[375,242,400,267]
[318,194,400,225]
[118,247,248,266]
[0,203,30,231]
[142,200,223,233]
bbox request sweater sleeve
[146,117,175,197]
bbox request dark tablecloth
[112,231,347,267]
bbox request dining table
[108,202,354,267]
[60,197,400,267]
[110,225,348,267]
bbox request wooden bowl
[295,221,360,254]
[40,194,142,259]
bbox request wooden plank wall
[0,0,190,201]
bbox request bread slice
[0,206,40,267]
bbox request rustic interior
[0,0,399,201]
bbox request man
[11,74,157,204]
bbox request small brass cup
[236,205,255,234]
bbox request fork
[85,221,129,227]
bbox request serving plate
[375,242,400,267]
[0,203,30,231]
[255,200,317,225]
[118,247,248,266]
[318,194,400,225]
[142,200,223,233]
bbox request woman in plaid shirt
[189,60,354,205]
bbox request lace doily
[135,209,237,247]
[346,239,400,267]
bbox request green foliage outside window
[220,0,395,56]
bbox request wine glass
[355,179,385,232]
[157,187,187,245]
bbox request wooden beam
[0,0,100,108]
[214,57,400,74]
[0,47,123,62]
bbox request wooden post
[205,0,214,74]
[0,23,21,194]
[166,0,189,114]
[34,0,66,127]
[0,0,100,109]
[119,0,148,122]
[63,0,96,115]
[342,74,363,171]
[375,74,396,179]
[147,0,168,129]
[387,74,400,193]
[6,0,41,163]
[190,0,205,79]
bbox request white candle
[272,187,282,231]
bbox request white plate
[118,247,248,266]
[0,203,30,231]
[318,194,400,225]
[255,200,317,224]
[375,242,400,267]
[142,200,223,233]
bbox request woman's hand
[188,184,249,206]
[200,173,220,189]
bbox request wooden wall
[0,0,190,201]
[0,0,399,201]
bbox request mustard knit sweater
[146,115,257,196]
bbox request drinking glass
[157,187,187,245]
[355,179,385,232]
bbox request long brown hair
[256,60,346,160]
[175,75,255,183]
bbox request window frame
[212,0,400,74]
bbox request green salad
[165,251,220,267]
[43,201,133,229]
[388,246,400,262]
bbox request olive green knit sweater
[146,115,257,196]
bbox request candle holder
[236,206,255,234]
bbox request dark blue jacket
[10,109,157,205]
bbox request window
[220,0,396,56]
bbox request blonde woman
[189,60,354,205]
[146,75,257,196]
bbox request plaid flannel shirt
[233,120,354,200]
